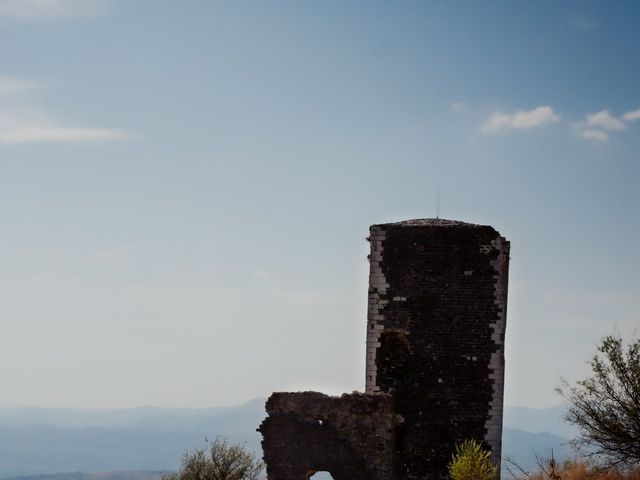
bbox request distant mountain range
[0,400,575,479]
[504,404,576,439]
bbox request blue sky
[0,0,638,408]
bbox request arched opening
[309,472,334,479]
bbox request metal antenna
[436,191,440,219]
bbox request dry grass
[510,459,640,480]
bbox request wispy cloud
[581,129,608,143]
[0,0,108,19]
[481,106,560,134]
[0,112,128,145]
[586,110,626,130]
[623,108,640,122]
[0,76,129,145]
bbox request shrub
[162,437,264,480]
[448,439,498,480]
[557,335,640,467]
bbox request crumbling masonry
[259,219,510,480]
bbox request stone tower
[259,219,510,480]
[365,219,509,474]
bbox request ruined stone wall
[259,392,398,480]
[260,219,510,480]
[366,219,510,477]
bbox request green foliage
[448,439,498,480]
[557,335,640,467]
[162,437,264,480]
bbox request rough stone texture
[367,219,510,477]
[259,392,397,480]
[259,219,510,480]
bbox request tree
[557,335,640,467]
[162,437,264,480]
[447,439,498,480]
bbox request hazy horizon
[0,401,574,478]
[0,399,568,411]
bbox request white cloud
[0,76,43,96]
[586,110,626,130]
[581,129,608,143]
[0,112,128,145]
[576,109,637,143]
[622,108,640,122]
[0,0,108,19]
[481,106,560,134]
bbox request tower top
[372,218,492,229]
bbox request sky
[0,0,638,409]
